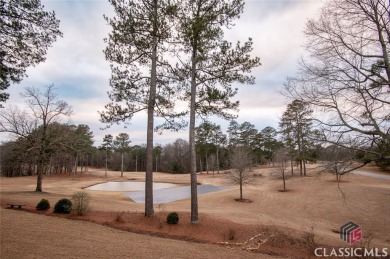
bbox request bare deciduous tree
[228,146,253,200]
[284,0,390,168]
[0,85,72,191]
[1,0,62,105]
[273,148,290,191]
[319,146,359,182]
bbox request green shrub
[71,191,91,215]
[54,198,72,214]
[36,198,50,211]
[166,212,179,224]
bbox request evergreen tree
[101,0,179,216]
[114,133,131,177]
[100,134,114,177]
[195,121,226,174]
[279,100,312,176]
[1,0,62,105]
[176,0,261,222]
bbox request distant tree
[1,123,72,177]
[210,124,227,174]
[131,145,144,172]
[228,146,253,200]
[273,148,290,191]
[376,138,390,170]
[279,115,296,175]
[228,121,257,148]
[227,121,258,167]
[0,85,72,191]
[320,145,359,182]
[114,133,131,177]
[101,0,180,217]
[1,0,62,105]
[69,124,94,179]
[153,145,162,172]
[259,126,282,165]
[160,138,189,173]
[279,100,312,176]
[195,122,216,174]
[100,134,113,177]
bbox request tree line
[0,92,352,180]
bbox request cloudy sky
[2,0,324,147]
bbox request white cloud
[3,0,325,146]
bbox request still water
[85,181,179,192]
[85,181,231,204]
[126,184,231,204]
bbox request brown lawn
[1,164,389,258]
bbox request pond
[85,181,179,192]
[126,184,231,204]
[85,181,231,204]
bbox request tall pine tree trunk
[189,45,198,224]
[144,0,158,217]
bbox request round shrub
[54,198,72,214]
[166,212,179,224]
[36,198,50,211]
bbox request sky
[1,0,325,147]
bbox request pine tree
[101,0,179,216]
[114,133,131,178]
[100,134,114,177]
[279,100,312,176]
[176,0,261,223]
[1,0,62,105]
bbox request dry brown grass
[1,164,389,258]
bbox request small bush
[54,198,72,214]
[166,212,179,224]
[228,228,236,240]
[115,212,126,223]
[304,227,316,253]
[71,191,91,215]
[36,199,50,211]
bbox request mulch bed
[2,201,322,258]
